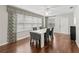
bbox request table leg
[41,34,44,48]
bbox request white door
[60,16,68,34]
[54,16,61,33]
[54,16,69,34]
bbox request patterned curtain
[7,11,17,43]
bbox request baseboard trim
[76,40,79,48]
[0,42,8,46]
[0,37,30,47]
[17,35,30,41]
[54,32,70,36]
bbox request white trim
[17,35,30,41]
[54,32,70,35]
[76,40,79,48]
[0,42,8,46]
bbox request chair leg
[36,40,38,48]
[51,35,53,40]
[44,37,49,46]
[36,40,41,48]
[30,39,34,47]
[44,38,46,46]
[46,38,49,44]
[30,39,32,46]
[44,38,47,46]
[39,40,41,48]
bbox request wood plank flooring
[0,33,79,53]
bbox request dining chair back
[44,28,50,44]
[30,32,41,48]
[33,27,37,30]
[39,27,43,29]
[49,28,54,39]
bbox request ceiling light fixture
[70,6,73,9]
[44,8,49,16]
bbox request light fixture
[44,8,49,16]
[70,6,73,9]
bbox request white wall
[0,6,8,46]
[54,13,74,34]
[74,6,79,47]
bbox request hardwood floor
[0,33,79,53]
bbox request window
[16,13,42,39]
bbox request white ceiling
[12,5,76,16]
